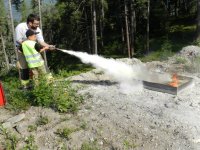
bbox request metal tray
[143,75,194,95]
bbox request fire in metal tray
[143,74,194,95]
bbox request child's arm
[39,46,49,53]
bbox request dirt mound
[180,45,200,57]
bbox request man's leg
[17,51,30,89]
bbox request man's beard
[30,26,37,30]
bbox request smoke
[60,50,171,94]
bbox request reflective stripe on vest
[22,40,44,68]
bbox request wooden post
[38,0,48,68]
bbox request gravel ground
[1,46,200,150]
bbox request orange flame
[168,74,179,87]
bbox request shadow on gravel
[71,80,118,86]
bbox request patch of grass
[80,121,87,130]
[141,50,174,62]
[55,65,93,79]
[55,127,78,140]
[0,69,31,113]
[27,125,37,132]
[123,140,137,149]
[175,56,188,64]
[0,125,19,150]
[142,39,175,62]
[81,141,99,150]
[22,135,38,150]
[36,115,49,126]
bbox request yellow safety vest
[22,40,44,68]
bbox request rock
[180,45,200,57]
[15,124,27,134]
[2,113,25,128]
[2,122,12,128]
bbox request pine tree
[0,0,9,70]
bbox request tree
[92,0,98,54]
[8,0,18,60]
[0,33,9,70]
[124,0,131,58]
[147,0,150,54]
[197,0,200,40]
[130,0,136,56]
[20,0,28,22]
[0,0,9,70]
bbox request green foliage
[102,41,124,55]
[0,69,31,112]
[175,56,188,64]
[55,64,92,78]
[141,38,175,62]
[159,39,173,60]
[55,127,77,140]
[0,0,7,33]
[1,69,84,114]
[22,135,38,150]
[81,141,99,150]
[80,121,87,130]
[32,77,53,107]
[20,1,28,22]
[0,125,19,150]
[5,90,31,112]
[123,140,137,149]
[53,81,84,113]
[36,115,49,126]
[27,125,37,132]
[31,77,83,113]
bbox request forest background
[0,0,199,72]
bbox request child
[22,29,53,86]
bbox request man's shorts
[17,50,28,69]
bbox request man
[15,14,54,89]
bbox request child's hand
[44,46,49,50]
[40,46,49,53]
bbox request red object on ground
[0,82,6,106]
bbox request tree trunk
[8,0,18,60]
[92,0,98,54]
[147,0,150,54]
[38,0,48,68]
[197,0,200,40]
[175,0,178,17]
[124,0,131,58]
[85,9,91,53]
[1,33,9,70]
[99,0,104,48]
[130,0,136,56]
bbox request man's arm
[38,41,55,50]
[15,24,24,45]
[37,29,55,50]
[38,41,50,47]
